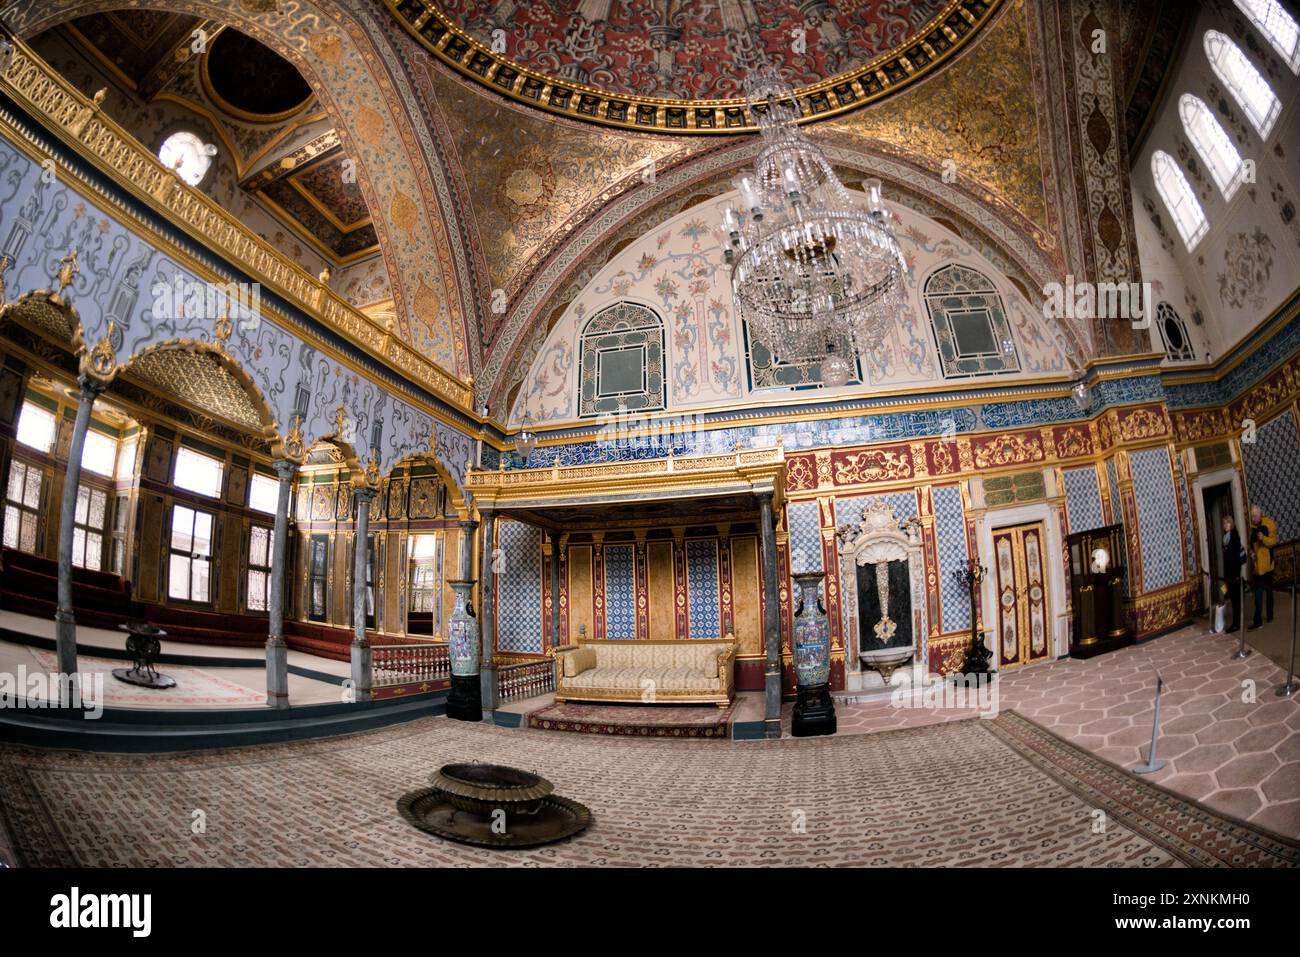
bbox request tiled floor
[808,624,1300,837]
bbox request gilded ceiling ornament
[356,105,386,146]
[334,403,347,438]
[282,414,305,462]
[213,308,233,351]
[79,319,119,384]
[55,249,79,298]
[308,31,344,67]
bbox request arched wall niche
[4,0,473,375]
[509,189,1083,427]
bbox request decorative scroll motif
[972,432,1043,469]
[831,448,913,484]
[1053,425,1092,458]
[1117,406,1168,441]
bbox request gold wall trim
[386,0,1002,135]
[468,445,787,511]
[0,37,473,412]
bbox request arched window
[1232,0,1300,73]
[1179,95,1246,199]
[1151,152,1209,251]
[1204,30,1282,138]
[923,264,1019,378]
[158,131,215,187]
[1155,302,1195,362]
[578,301,665,417]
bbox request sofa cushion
[564,647,597,677]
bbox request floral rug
[30,650,266,708]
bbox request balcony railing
[372,642,450,688]
[496,658,555,703]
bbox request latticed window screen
[72,484,108,571]
[578,301,665,417]
[4,459,43,553]
[1156,302,1196,361]
[924,264,1020,378]
[247,524,274,611]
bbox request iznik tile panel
[603,543,636,639]
[787,500,822,573]
[1241,410,1300,542]
[686,539,721,639]
[1062,466,1104,533]
[497,520,544,654]
[931,485,971,633]
[1129,448,1184,592]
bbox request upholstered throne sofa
[554,637,737,706]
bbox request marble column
[265,458,297,709]
[55,374,107,681]
[759,491,782,738]
[458,516,479,582]
[549,529,562,648]
[478,509,497,711]
[351,486,376,702]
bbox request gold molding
[385,0,1002,135]
[0,37,472,412]
[467,445,787,512]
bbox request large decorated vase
[446,580,480,677]
[445,579,482,721]
[792,571,831,688]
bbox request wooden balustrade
[372,642,450,688]
[496,658,555,703]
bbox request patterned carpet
[526,701,734,737]
[1,711,1295,867]
[31,650,265,708]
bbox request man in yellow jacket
[1247,504,1278,631]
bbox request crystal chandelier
[722,67,907,378]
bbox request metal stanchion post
[1277,578,1298,699]
[1133,671,1167,774]
[1231,576,1251,660]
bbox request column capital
[272,458,299,480]
[353,485,377,505]
[75,373,109,402]
[459,517,480,533]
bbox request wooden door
[992,522,1052,668]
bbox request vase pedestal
[446,674,482,722]
[792,683,837,737]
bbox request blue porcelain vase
[446,579,479,678]
[792,571,830,688]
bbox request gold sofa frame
[554,637,737,706]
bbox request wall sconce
[1072,381,1091,412]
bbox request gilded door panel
[993,522,1052,669]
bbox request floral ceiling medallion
[386,0,1004,134]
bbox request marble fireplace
[837,502,926,694]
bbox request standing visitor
[1247,504,1277,631]
[1221,515,1243,633]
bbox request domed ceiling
[388,0,1000,132]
